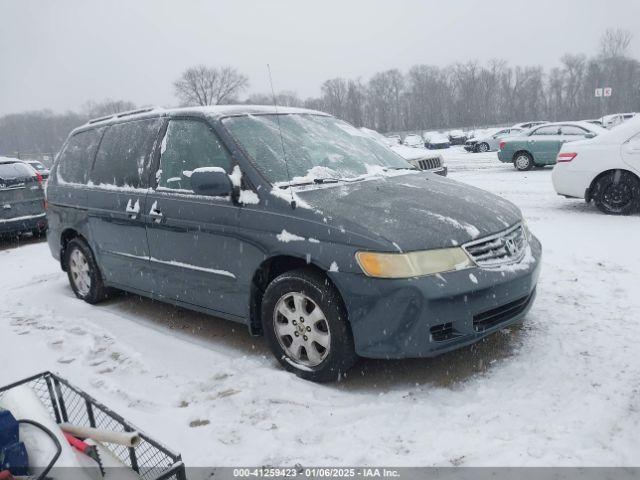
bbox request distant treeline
[300,29,640,133]
[0,100,136,160]
[1,29,638,157]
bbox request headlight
[356,248,473,278]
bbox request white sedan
[552,116,640,215]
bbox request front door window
[157,120,232,193]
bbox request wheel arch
[512,149,533,162]
[248,254,345,336]
[60,228,85,271]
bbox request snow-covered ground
[1,147,639,466]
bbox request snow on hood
[390,144,437,161]
[294,172,522,251]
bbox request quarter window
[90,118,161,188]
[156,120,232,192]
[56,129,103,184]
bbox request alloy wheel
[69,248,91,297]
[602,182,633,211]
[515,154,531,170]
[273,292,331,367]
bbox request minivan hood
[295,172,522,251]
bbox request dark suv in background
[0,158,47,237]
[47,106,541,382]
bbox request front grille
[463,223,527,268]
[417,157,442,170]
[473,290,535,332]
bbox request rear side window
[532,126,560,136]
[56,129,103,184]
[90,118,161,188]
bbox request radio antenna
[267,63,295,207]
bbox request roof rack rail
[88,114,115,124]
[87,106,161,125]
[116,107,157,118]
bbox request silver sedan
[465,127,523,153]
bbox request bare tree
[560,54,587,118]
[174,65,249,106]
[600,28,633,58]
[321,78,349,119]
[344,79,366,127]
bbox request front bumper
[0,213,47,235]
[330,235,542,359]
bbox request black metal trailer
[0,371,186,480]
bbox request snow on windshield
[222,114,410,184]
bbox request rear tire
[514,152,534,171]
[261,268,357,382]
[64,238,111,304]
[592,171,640,215]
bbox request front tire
[261,268,357,382]
[514,152,534,171]
[592,171,640,215]
[477,142,490,153]
[64,238,110,304]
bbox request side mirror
[190,168,232,197]
[584,132,596,139]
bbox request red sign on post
[604,87,612,97]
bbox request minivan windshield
[222,114,412,185]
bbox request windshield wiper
[278,177,354,188]
[313,177,341,184]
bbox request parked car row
[498,122,607,171]
[475,115,640,216]
[388,130,464,151]
[45,105,541,382]
[465,127,523,153]
[600,112,637,129]
[360,128,447,176]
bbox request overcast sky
[1,0,639,115]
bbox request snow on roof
[590,115,640,144]
[76,105,330,132]
[537,121,607,133]
[0,156,24,164]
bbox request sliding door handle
[149,208,163,223]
